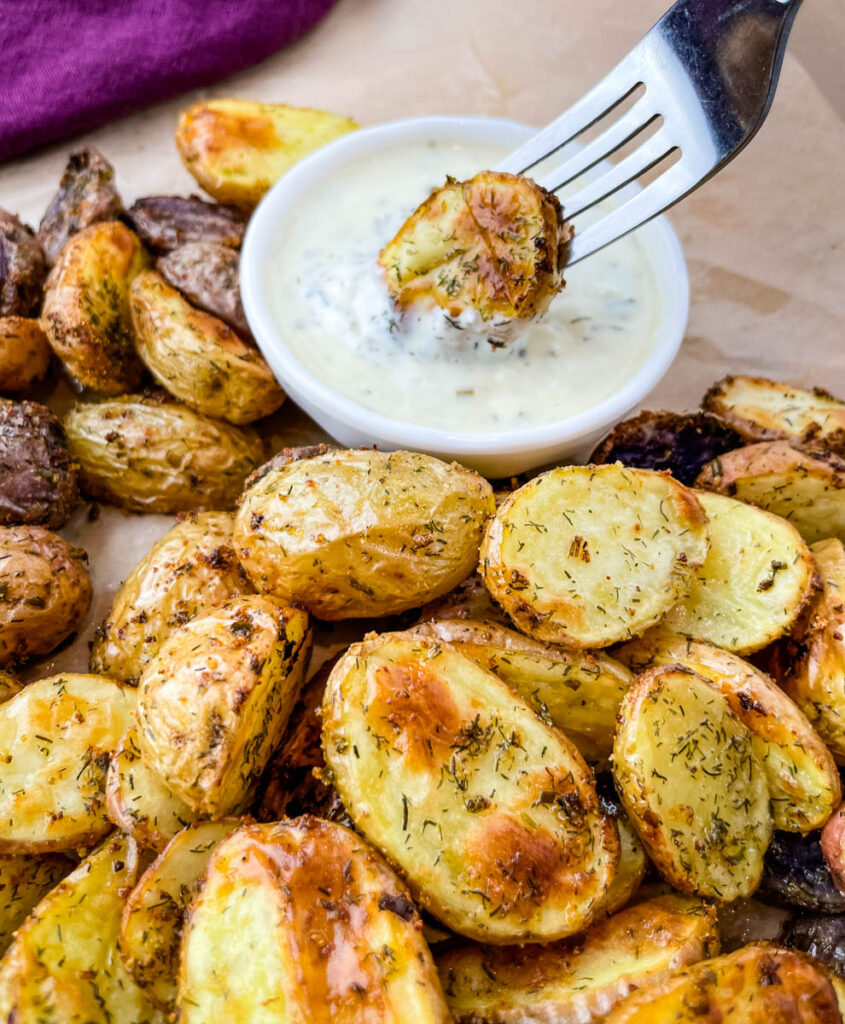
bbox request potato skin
[127,194,246,251]
[0,316,51,391]
[41,220,148,392]
[137,595,310,816]
[235,447,496,620]
[0,398,79,528]
[157,241,249,336]
[760,829,845,913]
[65,393,264,513]
[130,270,283,423]
[0,210,45,316]
[0,525,92,666]
[822,802,845,896]
[91,510,251,683]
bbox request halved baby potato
[177,817,451,1023]
[322,631,619,942]
[601,813,647,916]
[411,618,635,766]
[437,894,719,1024]
[821,801,845,897]
[176,99,358,208]
[616,632,841,833]
[0,853,69,952]
[480,464,710,648]
[613,665,772,901]
[660,490,817,653]
[0,673,136,852]
[0,670,21,703]
[0,316,52,392]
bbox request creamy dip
[268,139,662,434]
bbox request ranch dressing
[268,139,661,433]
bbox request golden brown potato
[177,817,451,1023]
[90,510,251,682]
[65,393,264,513]
[697,441,845,544]
[660,490,817,653]
[417,571,513,625]
[0,673,136,852]
[602,943,841,1024]
[130,270,284,424]
[437,894,719,1024]
[379,171,570,340]
[703,374,845,453]
[480,464,710,648]
[322,631,619,943]
[0,669,21,703]
[616,632,841,833]
[234,447,496,619]
[0,834,164,1023]
[0,524,92,667]
[40,220,147,392]
[176,98,358,208]
[613,665,772,901]
[411,618,635,766]
[137,596,310,816]
[121,819,240,1012]
[601,813,647,916]
[0,316,51,391]
[0,853,69,953]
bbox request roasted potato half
[613,665,772,901]
[379,171,570,340]
[0,673,136,852]
[322,631,619,942]
[158,240,249,336]
[437,894,718,1024]
[178,817,451,1023]
[418,571,514,625]
[137,596,310,816]
[0,525,92,667]
[660,490,816,653]
[127,194,246,251]
[0,316,51,391]
[0,210,45,317]
[411,618,635,766]
[703,374,845,452]
[90,510,251,682]
[480,464,710,648]
[0,853,69,953]
[130,270,284,423]
[235,447,496,619]
[0,834,163,1023]
[176,98,358,208]
[0,670,21,703]
[65,393,264,513]
[41,220,147,392]
[121,819,240,1012]
[603,942,841,1024]
[616,632,840,833]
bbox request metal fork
[497,0,802,263]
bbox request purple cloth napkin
[0,0,339,163]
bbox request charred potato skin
[127,194,246,250]
[64,393,264,513]
[0,210,45,317]
[0,398,79,529]
[0,525,92,666]
[235,448,496,620]
[157,240,249,336]
[41,220,148,392]
[0,316,52,391]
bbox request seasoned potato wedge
[158,241,249,336]
[0,834,163,1023]
[613,665,772,900]
[130,270,284,423]
[703,374,845,452]
[0,853,69,952]
[379,171,570,340]
[0,316,51,391]
[127,194,246,250]
[137,596,310,815]
[437,894,718,1024]
[761,829,845,913]
[660,490,816,653]
[91,510,251,682]
[0,525,92,667]
[616,632,840,832]
[65,393,264,513]
[0,210,45,317]
[603,943,841,1024]
[0,670,21,703]
[411,619,635,766]
[0,673,136,852]
[235,447,496,619]
[697,441,845,544]
[323,631,619,942]
[121,819,239,1011]
[176,98,358,208]
[480,464,710,648]
[106,728,199,851]
[178,817,451,1023]
[41,220,147,392]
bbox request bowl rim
[241,114,689,457]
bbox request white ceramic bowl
[241,115,688,477]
